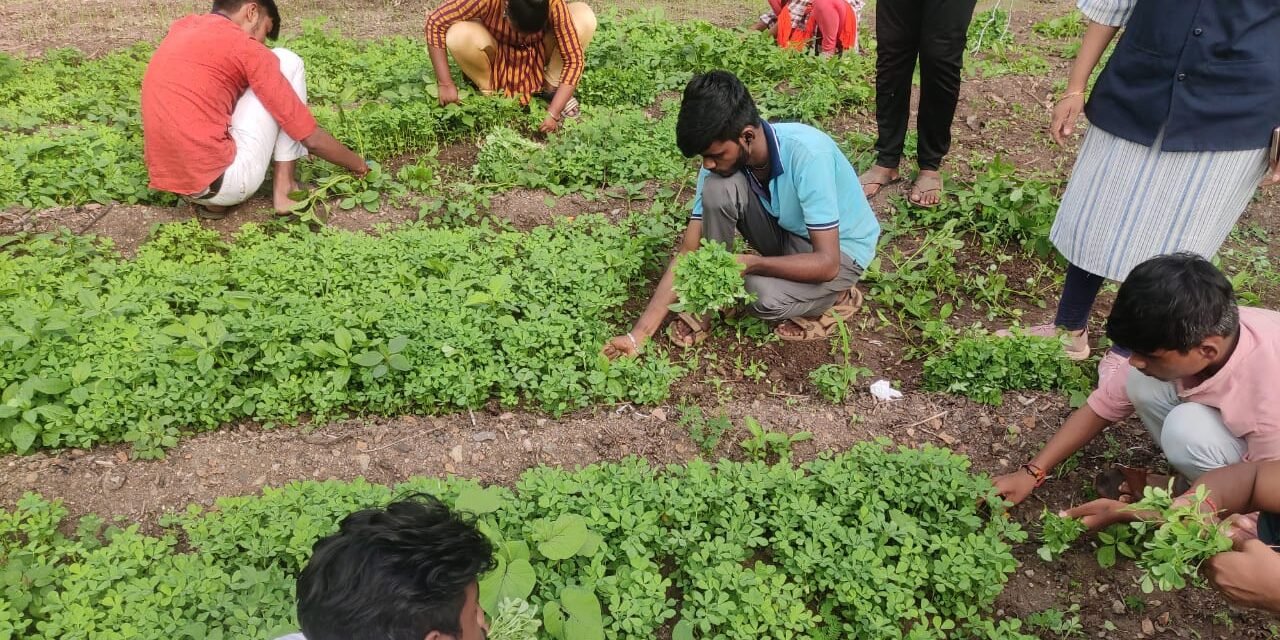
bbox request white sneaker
[994,323,1090,360]
[1097,349,1131,384]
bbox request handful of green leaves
[1094,485,1234,593]
[1037,508,1087,562]
[670,239,756,315]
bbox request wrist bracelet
[626,332,640,351]
[1020,462,1048,488]
[1056,90,1085,103]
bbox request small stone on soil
[448,445,464,463]
[471,431,497,443]
[1111,600,1126,614]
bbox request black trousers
[873,0,976,171]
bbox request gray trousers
[1126,369,1247,481]
[700,172,862,321]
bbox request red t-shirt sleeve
[238,42,318,142]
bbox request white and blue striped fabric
[1076,0,1135,28]
[1050,126,1268,281]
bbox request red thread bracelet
[1020,463,1048,488]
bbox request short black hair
[296,495,496,640]
[212,0,281,40]
[1106,252,1239,354]
[507,0,549,33]
[676,71,761,158]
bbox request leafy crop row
[0,216,682,455]
[0,442,1035,639]
[922,332,1092,406]
[0,13,871,209]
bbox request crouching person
[603,71,880,357]
[274,495,495,640]
[993,253,1280,508]
[141,0,369,219]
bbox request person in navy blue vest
[998,0,1280,382]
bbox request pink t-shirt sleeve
[239,42,317,142]
[1086,366,1134,423]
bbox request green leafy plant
[1023,605,1084,638]
[739,416,811,463]
[676,405,733,456]
[0,442,1026,639]
[808,315,872,403]
[671,239,755,315]
[1037,508,1087,562]
[922,331,1093,406]
[1094,484,1233,593]
[0,216,681,455]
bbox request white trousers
[195,48,308,207]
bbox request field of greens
[4,4,1280,639]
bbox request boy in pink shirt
[994,253,1280,506]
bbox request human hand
[991,471,1037,507]
[438,83,460,107]
[1061,498,1145,531]
[1050,93,1085,145]
[602,332,644,360]
[539,116,561,134]
[1203,538,1280,613]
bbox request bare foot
[910,170,944,208]
[859,165,900,198]
[273,179,304,215]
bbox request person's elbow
[299,128,326,151]
[816,253,842,282]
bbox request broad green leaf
[387,336,409,354]
[536,514,589,560]
[11,423,38,453]
[672,619,695,640]
[32,378,70,396]
[334,328,353,353]
[1096,545,1116,568]
[351,351,383,367]
[455,486,504,515]
[387,354,412,372]
[479,558,536,614]
[543,602,565,639]
[70,361,92,385]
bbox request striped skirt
[1049,126,1268,282]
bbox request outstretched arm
[992,405,1113,506]
[602,221,703,358]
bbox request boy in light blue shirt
[604,70,879,356]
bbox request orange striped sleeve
[425,0,491,49]
[548,0,585,86]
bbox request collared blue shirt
[690,121,880,268]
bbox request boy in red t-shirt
[142,0,368,218]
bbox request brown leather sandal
[667,312,712,348]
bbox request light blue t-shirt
[690,121,880,269]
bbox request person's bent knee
[271,47,304,74]
[568,3,598,37]
[744,276,791,321]
[700,173,749,218]
[444,22,486,54]
[1160,403,1238,480]
[1125,368,1176,411]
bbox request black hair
[506,0,550,33]
[212,0,281,40]
[676,71,761,158]
[1105,252,1239,354]
[296,495,496,640]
